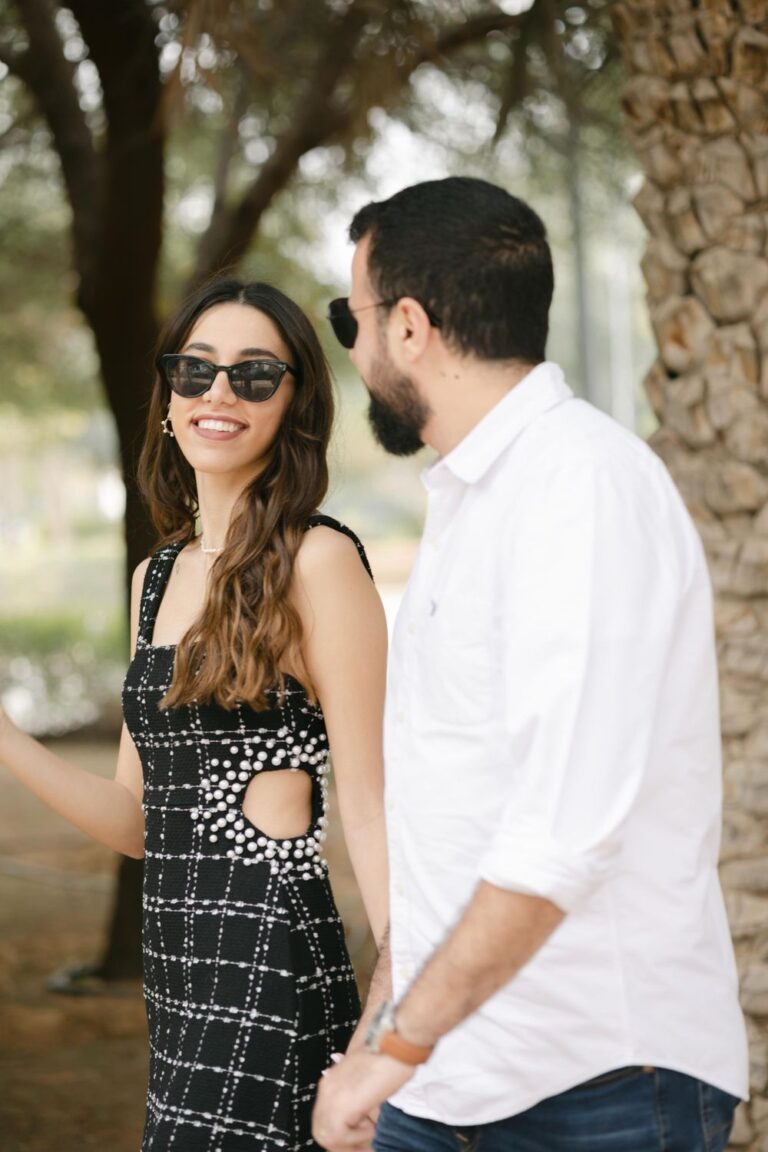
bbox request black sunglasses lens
[162,356,214,397]
[328,300,358,349]
[229,362,282,402]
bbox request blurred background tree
[612,6,768,1144]
[0,0,649,979]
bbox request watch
[364,1000,433,1065]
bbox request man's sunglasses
[157,354,297,402]
[327,297,441,350]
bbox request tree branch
[432,10,526,59]
[208,66,250,242]
[188,0,375,288]
[188,3,529,290]
[12,0,102,288]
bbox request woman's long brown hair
[137,279,334,711]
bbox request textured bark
[612,3,768,1146]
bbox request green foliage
[0,606,127,735]
[0,79,100,410]
[0,0,630,417]
[0,607,127,661]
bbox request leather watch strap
[378,1030,433,1065]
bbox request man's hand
[312,1049,414,1151]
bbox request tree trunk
[612,3,768,1146]
[88,311,159,981]
[71,0,164,980]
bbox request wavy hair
[138,279,334,711]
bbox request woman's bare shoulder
[131,556,152,592]
[297,527,366,580]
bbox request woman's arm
[0,560,148,859]
[292,527,389,947]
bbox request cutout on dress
[241,769,313,840]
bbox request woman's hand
[312,1049,414,1151]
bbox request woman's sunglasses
[157,354,297,402]
[327,297,441,350]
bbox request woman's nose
[206,367,236,403]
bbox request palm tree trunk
[612,3,768,1146]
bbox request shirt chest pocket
[414,595,496,727]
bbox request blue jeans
[373,1067,740,1152]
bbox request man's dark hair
[349,176,554,363]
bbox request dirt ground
[0,738,375,1152]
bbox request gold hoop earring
[161,403,175,438]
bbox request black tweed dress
[122,515,369,1151]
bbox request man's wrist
[392,998,439,1051]
[364,1000,434,1065]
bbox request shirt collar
[422,361,573,490]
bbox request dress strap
[137,541,184,645]
[306,514,374,581]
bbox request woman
[0,279,388,1151]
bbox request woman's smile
[192,413,248,440]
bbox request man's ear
[391,297,434,364]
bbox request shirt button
[407,622,416,635]
[395,710,405,723]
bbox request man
[312,177,748,1152]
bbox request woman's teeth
[196,419,243,433]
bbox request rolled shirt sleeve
[479,456,693,911]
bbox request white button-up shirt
[387,361,748,1124]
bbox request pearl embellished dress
[122,516,370,1151]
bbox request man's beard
[366,355,429,457]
